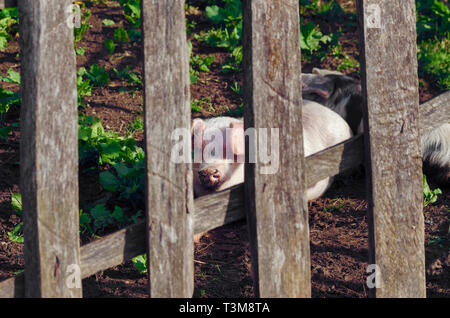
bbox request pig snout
[198,168,223,189]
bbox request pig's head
[191,118,245,197]
[301,68,363,134]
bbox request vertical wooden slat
[357,0,426,297]
[0,0,17,9]
[19,0,81,297]
[242,0,311,297]
[141,0,194,297]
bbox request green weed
[423,174,442,206]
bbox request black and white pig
[191,99,353,199]
[301,68,450,185]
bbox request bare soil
[0,1,448,298]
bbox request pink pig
[191,100,353,200]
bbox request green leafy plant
[104,38,115,54]
[195,26,241,52]
[102,18,115,26]
[188,41,199,84]
[99,163,145,207]
[418,34,450,90]
[76,68,93,107]
[337,54,360,71]
[191,99,202,113]
[416,0,449,90]
[191,97,214,113]
[0,68,20,84]
[119,0,141,28]
[299,18,332,55]
[191,54,215,73]
[78,115,145,235]
[0,6,18,50]
[114,26,129,43]
[7,193,23,243]
[79,64,110,87]
[88,204,139,234]
[0,68,20,120]
[222,45,242,73]
[0,87,20,121]
[416,0,450,40]
[0,122,18,140]
[193,0,243,72]
[224,102,244,117]
[127,117,144,136]
[299,0,345,21]
[186,17,197,35]
[11,192,22,215]
[76,47,86,55]
[230,81,242,95]
[8,223,23,243]
[0,125,12,140]
[118,0,142,41]
[79,209,93,234]
[112,66,143,86]
[131,254,147,274]
[74,9,92,44]
[423,174,442,206]
[205,0,242,25]
[79,115,144,166]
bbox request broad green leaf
[114,162,131,178]
[8,223,23,243]
[114,27,129,43]
[0,35,8,50]
[11,193,22,215]
[0,125,12,140]
[102,19,115,26]
[105,38,115,54]
[132,254,147,274]
[99,171,120,192]
[76,47,85,55]
[112,206,127,223]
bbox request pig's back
[302,100,353,156]
[203,116,243,130]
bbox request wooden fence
[0,0,449,298]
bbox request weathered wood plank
[79,221,146,279]
[357,0,425,297]
[0,0,17,9]
[141,0,194,298]
[419,91,450,134]
[0,274,24,298]
[306,135,364,186]
[242,0,311,297]
[18,0,81,298]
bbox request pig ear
[229,122,245,156]
[192,118,205,149]
[302,86,331,100]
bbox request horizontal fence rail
[1,91,447,298]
